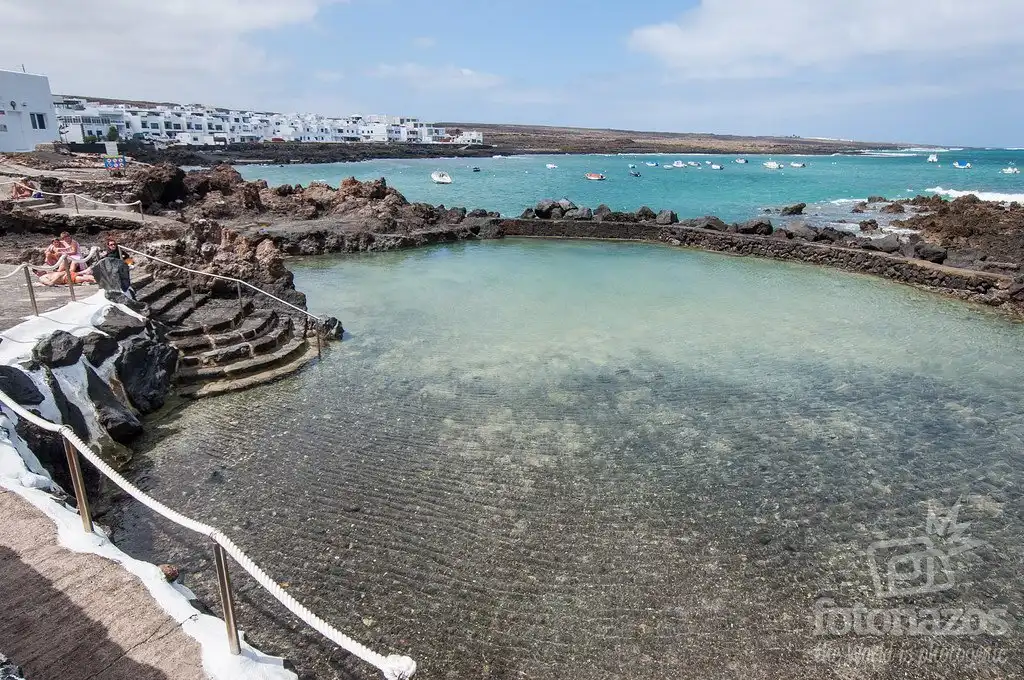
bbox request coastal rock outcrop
[82,332,120,366]
[85,366,143,445]
[734,218,773,236]
[32,331,84,368]
[115,336,178,415]
[0,366,44,405]
[656,210,678,225]
[781,203,807,216]
[130,163,187,208]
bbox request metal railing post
[67,265,77,302]
[213,543,242,655]
[138,203,145,224]
[186,270,196,308]
[22,265,39,316]
[62,438,94,533]
[72,194,79,214]
[236,280,244,315]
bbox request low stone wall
[494,218,1015,309]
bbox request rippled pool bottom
[110,240,1023,679]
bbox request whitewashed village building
[0,68,58,152]
[53,96,484,148]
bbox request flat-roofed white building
[0,69,58,152]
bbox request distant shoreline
[127,131,924,168]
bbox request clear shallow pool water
[113,240,1023,679]
[238,150,1024,224]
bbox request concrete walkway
[0,489,207,680]
[0,264,83,333]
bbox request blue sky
[3,0,1024,146]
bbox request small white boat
[952,161,972,169]
[687,161,700,167]
[672,160,686,168]
[546,163,558,169]
[662,164,673,169]
[628,163,637,168]
[704,160,712,165]
[630,170,642,177]
[927,154,939,163]
[763,161,782,170]
[710,164,723,170]
[790,162,806,168]
[735,158,749,164]
[431,170,453,184]
[585,172,605,181]
[1001,165,1021,174]
[645,162,659,167]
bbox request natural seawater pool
[111,239,1023,679]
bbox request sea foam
[926,187,1024,202]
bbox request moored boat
[471,167,481,172]
[952,161,972,169]
[585,172,606,181]
[431,170,453,184]
[628,163,637,168]
[763,160,782,170]
[630,170,642,177]
[735,158,748,164]
[1002,165,1021,174]
[645,162,659,167]
[546,163,558,169]
[672,161,686,168]
[687,161,700,167]
[790,162,806,168]
[927,154,939,163]
[710,164,723,170]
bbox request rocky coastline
[3,162,1024,320]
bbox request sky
[2,0,1023,146]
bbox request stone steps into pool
[129,270,321,398]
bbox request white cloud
[629,0,1024,78]
[370,63,503,91]
[0,0,343,105]
[412,36,436,49]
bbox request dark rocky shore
[4,163,1024,319]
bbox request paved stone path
[0,489,206,680]
[0,264,82,333]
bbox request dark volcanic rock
[91,257,132,294]
[114,337,178,414]
[44,370,89,441]
[867,195,888,203]
[535,199,557,219]
[881,202,906,214]
[130,163,187,208]
[321,316,344,339]
[95,307,146,342]
[635,206,657,221]
[817,227,847,243]
[467,208,488,218]
[734,218,773,235]
[32,331,84,368]
[914,242,948,264]
[0,366,43,405]
[851,202,868,214]
[557,199,576,212]
[573,207,593,220]
[85,366,142,445]
[82,332,119,366]
[788,222,820,241]
[104,290,149,314]
[780,202,807,216]
[682,216,730,232]
[549,207,564,220]
[593,204,612,221]
[519,208,537,219]
[859,219,879,232]
[656,209,678,225]
[862,234,901,253]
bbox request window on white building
[30,113,47,130]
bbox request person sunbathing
[12,178,34,200]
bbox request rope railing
[116,245,325,328]
[0,388,417,680]
[1,179,145,217]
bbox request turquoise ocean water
[239,148,1024,223]
[116,239,1024,679]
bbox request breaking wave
[926,186,1024,202]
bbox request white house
[0,69,58,152]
